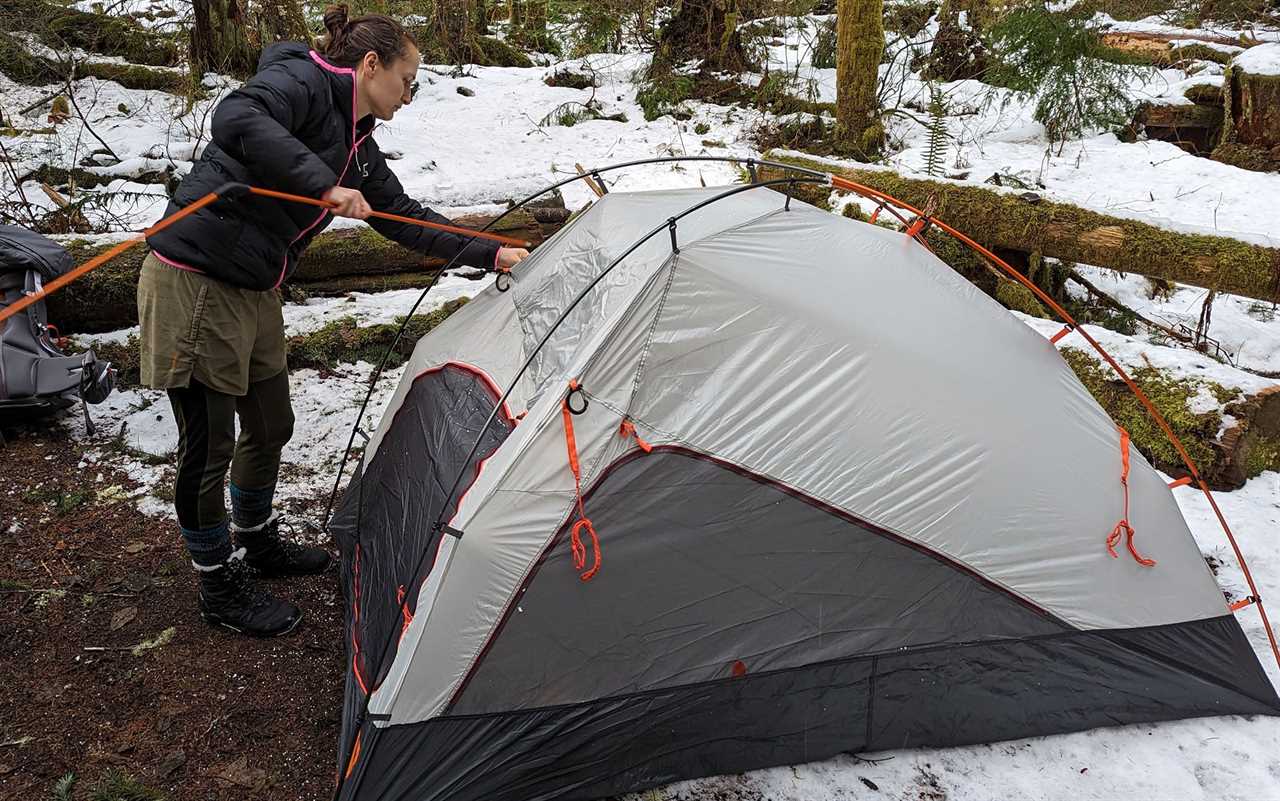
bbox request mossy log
[0,32,187,93]
[46,208,563,333]
[3,0,181,67]
[1136,101,1224,129]
[762,152,1280,303]
[1133,100,1224,153]
[1099,31,1244,63]
[1062,348,1280,490]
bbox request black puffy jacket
[146,43,499,290]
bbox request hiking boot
[197,549,302,637]
[233,512,332,578]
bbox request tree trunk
[472,0,490,35]
[651,0,748,74]
[434,0,481,65]
[256,0,311,45]
[761,152,1280,303]
[190,0,258,78]
[835,0,884,158]
[925,0,988,81]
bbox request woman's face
[359,44,421,122]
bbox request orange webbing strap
[1050,325,1073,344]
[1231,596,1260,612]
[1168,476,1193,489]
[1105,428,1156,567]
[619,419,653,453]
[344,731,363,779]
[562,382,601,581]
[395,585,413,642]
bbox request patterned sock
[229,482,275,530]
[181,519,233,569]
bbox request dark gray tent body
[330,187,1280,800]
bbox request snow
[1094,14,1280,45]
[1235,42,1280,75]
[6,8,1280,800]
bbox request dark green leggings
[167,369,294,531]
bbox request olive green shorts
[137,252,287,397]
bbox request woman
[139,6,528,637]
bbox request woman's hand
[496,247,530,271]
[323,186,372,219]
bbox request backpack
[0,225,114,430]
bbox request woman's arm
[211,64,339,199]
[359,140,501,270]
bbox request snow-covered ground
[7,7,1280,800]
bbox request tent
[329,184,1280,800]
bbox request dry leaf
[109,606,137,631]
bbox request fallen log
[1132,99,1224,153]
[1062,347,1280,491]
[47,207,565,333]
[761,151,1280,303]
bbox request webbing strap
[562,382,601,581]
[1105,428,1156,567]
[619,419,653,452]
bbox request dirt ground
[0,421,343,801]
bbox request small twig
[0,737,34,748]
[1066,269,1192,344]
[19,90,61,116]
[63,75,121,163]
[575,162,604,198]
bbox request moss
[1061,347,1224,471]
[0,30,62,84]
[476,35,535,68]
[78,62,186,94]
[0,29,183,93]
[286,299,468,372]
[763,151,1280,303]
[5,0,180,67]
[995,277,1050,317]
[1183,83,1225,105]
[23,163,113,190]
[1101,42,1233,67]
[841,203,869,222]
[1244,433,1280,477]
[544,68,597,90]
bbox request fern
[924,85,949,177]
